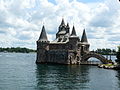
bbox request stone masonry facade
[36,19,90,64]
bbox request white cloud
[0,0,120,50]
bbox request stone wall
[68,50,81,64]
[49,43,69,50]
[46,50,68,64]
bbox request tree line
[0,47,117,54]
[0,47,36,53]
[92,48,116,55]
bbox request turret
[36,25,49,64]
[58,18,66,31]
[68,26,81,64]
[66,23,70,34]
[60,18,65,26]
[81,29,88,43]
[69,26,80,50]
[38,25,48,42]
[81,29,90,54]
[56,18,67,38]
[70,25,76,36]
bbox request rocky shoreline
[98,63,120,70]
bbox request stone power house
[36,19,90,64]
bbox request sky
[0,0,120,50]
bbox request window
[63,38,67,42]
[58,38,62,42]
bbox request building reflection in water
[35,64,90,90]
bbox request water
[0,53,120,90]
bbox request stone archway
[81,52,109,64]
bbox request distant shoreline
[0,47,36,53]
[0,47,117,55]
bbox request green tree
[116,46,120,64]
[0,47,36,53]
[95,48,116,55]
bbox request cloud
[108,35,120,42]
[0,0,120,50]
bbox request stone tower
[69,26,80,50]
[56,18,70,39]
[68,26,81,64]
[81,29,89,56]
[36,25,49,63]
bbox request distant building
[36,19,90,64]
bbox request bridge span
[81,52,111,65]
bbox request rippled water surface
[0,53,120,90]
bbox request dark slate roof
[81,29,88,42]
[60,18,65,26]
[66,23,70,33]
[71,26,77,36]
[38,25,48,41]
[66,23,69,28]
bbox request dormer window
[63,38,67,42]
[58,38,62,42]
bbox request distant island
[0,47,36,53]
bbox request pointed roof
[66,23,69,28]
[38,25,48,41]
[60,18,65,26]
[66,23,70,33]
[81,29,88,42]
[71,26,77,36]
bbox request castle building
[36,19,90,64]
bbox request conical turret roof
[71,26,77,36]
[66,23,69,28]
[60,18,65,26]
[81,29,88,42]
[66,23,70,33]
[38,25,48,41]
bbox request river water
[0,53,120,90]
